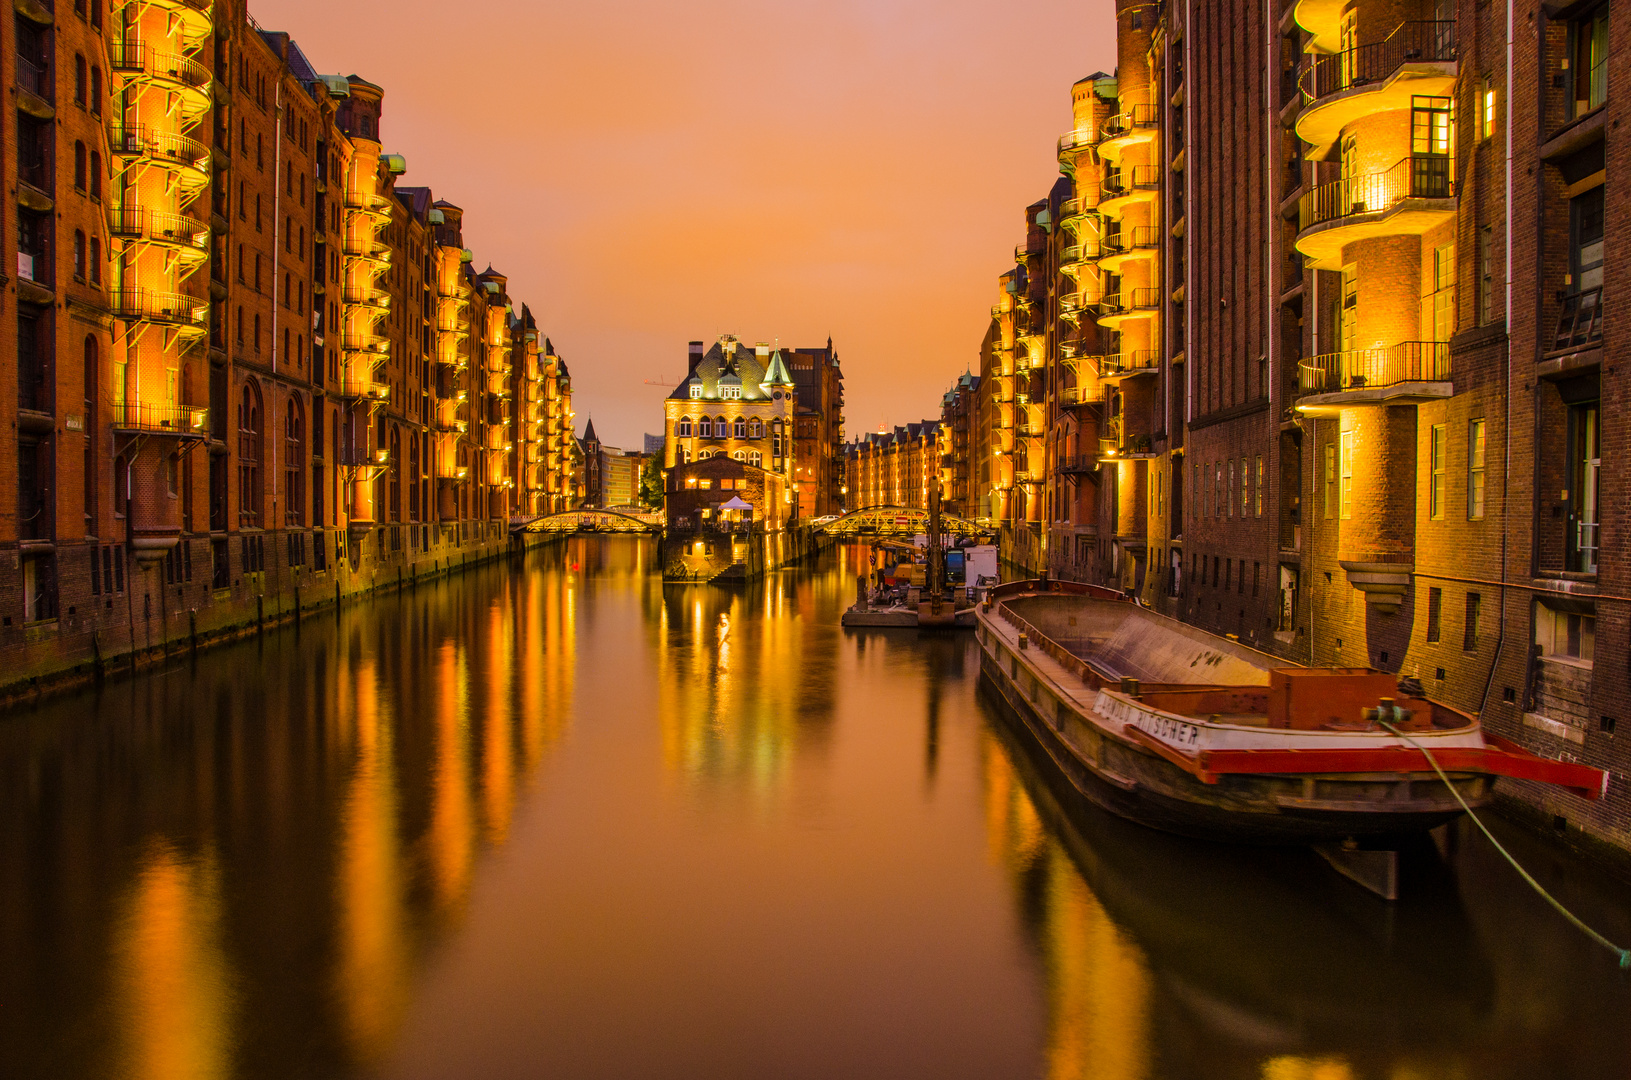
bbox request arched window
[409,433,421,521]
[715,417,729,438]
[772,419,783,459]
[748,419,762,439]
[733,417,747,439]
[284,400,304,525]
[749,450,763,468]
[238,381,262,526]
[74,55,86,105]
[677,417,692,438]
[83,336,98,526]
[90,66,101,113]
[74,142,87,191]
[89,151,101,200]
[732,450,746,462]
[679,447,691,464]
[389,427,402,522]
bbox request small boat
[976,581,1607,848]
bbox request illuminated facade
[0,0,575,683]
[845,422,941,511]
[662,335,797,510]
[960,0,1631,849]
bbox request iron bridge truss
[515,509,663,535]
[816,506,988,539]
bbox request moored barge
[977,582,1607,846]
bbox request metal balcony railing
[111,401,209,434]
[1301,21,1456,103]
[1057,128,1097,158]
[1102,165,1161,196]
[108,39,146,74]
[1099,288,1161,316]
[1297,340,1450,394]
[1553,286,1603,351]
[1103,350,1160,375]
[1100,225,1162,255]
[1298,155,1452,232]
[1100,103,1160,139]
[110,288,207,327]
[1058,454,1099,473]
[17,56,50,100]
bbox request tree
[639,454,665,510]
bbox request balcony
[110,288,208,330]
[1096,225,1160,272]
[1552,287,1603,352]
[1295,156,1454,270]
[1098,103,1160,161]
[1294,340,1451,411]
[1059,383,1104,408]
[345,191,395,220]
[107,125,211,189]
[112,43,212,117]
[108,206,210,261]
[1297,23,1457,154]
[1058,454,1100,474]
[149,0,214,41]
[1102,350,1160,378]
[1056,128,1098,170]
[337,378,391,403]
[1097,288,1161,328]
[1100,165,1160,218]
[1291,0,1346,54]
[111,401,209,437]
[343,286,391,310]
[341,237,392,264]
[1061,203,1100,236]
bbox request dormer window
[689,382,702,399]
[723,385,741,399]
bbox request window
[1339,430,1355,520]
[1429,424,1447,519]
[1477,225,1495,327]
[1535,603,1595,662]
[89,152,101,200]
[238,382,263,526]
[722,384,741,400]
[73,231,86,281]
[1569,185,1605,295]
[749,451,762,467]
[1478,77,1496,140]
[1411,95,1454,157]
[1340,263,1358,355]
[749,419,763,438]
[1570,403,1600,574]
[677,417,692,438]
[90,66,101,113]
[1254,456,1263,516]
[74,142,88,191]
[1463,592,1481,651]
[1569,4,1610,119]
[1214,463,1222,518]
[1426,243,1455,343]
[1467,419,1486,519]
[1427,587,1442,642]
[689,382,702,399]
[733,417,747,439]
[1227,460,1235,517]
[89,237,100,284]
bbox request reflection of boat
[982,708,1497,1071]
[976,582,1607,846]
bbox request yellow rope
[1380,720,1630,969]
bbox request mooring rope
[1379,720,1631,969]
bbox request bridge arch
[815,505,988,538]
[514,509,663,535]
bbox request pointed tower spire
[760,349,795,390]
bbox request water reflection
[0,539,1628,1080]
[976,687,1631,1080]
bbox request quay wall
[0,521,555,707]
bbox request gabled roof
[668,338,779,402]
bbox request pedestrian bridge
[512,509,663,535]
[813,506,988,539]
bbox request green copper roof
[760,350,794,388]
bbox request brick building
[0,0,575,687]
[938,371,980,519]
[938,0,1631,852]
[846,422,941,511]
[787,339,845,517]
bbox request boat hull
[975,620,1481,845]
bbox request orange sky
[256,0,1117,449]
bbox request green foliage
[639,454,665,510]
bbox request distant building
[845,422,941,511]
[662,335,798,512]
[643,433,666,456]
[577,419,643,508]
[788,340,846,517]
[939,372,981,519]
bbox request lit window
[1429,424,1447,519]
[1254,455,1263,517]
[677,418,692,438]
[1467,419,1486,520]
[1339,431,1355,520]
[689,382,702,399]
[1324,443,1337,519]
[1478,77,1497,140]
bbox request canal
[2,539,1629,1080]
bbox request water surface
[1,538,1627,1079]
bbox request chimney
[755,342,770,357]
